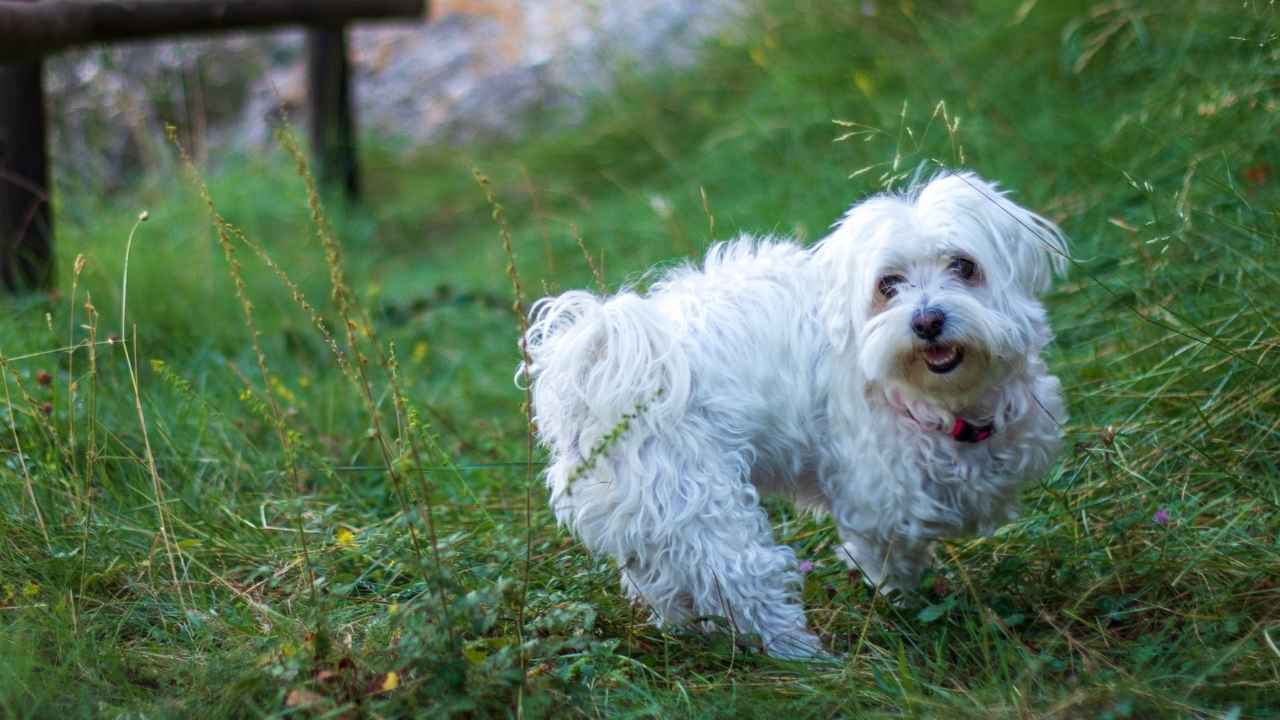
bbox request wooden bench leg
[0,58,53,293]
[307,26,360,201]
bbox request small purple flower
[1153,507,1171,526]
[797,560,814,574]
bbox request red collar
[885,389,996,444]
[950,417,994,443]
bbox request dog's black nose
[911,308,946,340]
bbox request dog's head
[815,172,1067,406]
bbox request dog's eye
[948,258,977,281]
[877,274,906,299]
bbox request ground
[1,1,1278,718]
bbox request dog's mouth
[922,344,964,374]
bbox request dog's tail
[517,289,690,449]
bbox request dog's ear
[916,173,1069,296]
[817,270,854,353]
[813,197,903,353]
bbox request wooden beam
[308,27,359,200]
[0,57,52,293]
[0,0,426,62]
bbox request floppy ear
[812,196,905,352]
[916,172,1069,296]
[813,230,855,352]
[812,212,862,353]
[819,282,854,352]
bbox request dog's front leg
[835,530,932,598]
[823,466,935,598]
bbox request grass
[2,0,1279,716]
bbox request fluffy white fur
[518,172,1068,658]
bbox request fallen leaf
[1242,163,1271,186]
[380,671,400,692]
[286,688,326,707]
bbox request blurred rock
[43,0,743,188]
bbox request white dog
[518,172,1067,658]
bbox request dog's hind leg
[608,448,825,659]
[547,420,825,658]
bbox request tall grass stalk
[167,125,318,606]
[474,167,537,705]
[118,210,189,613]
[1,354,49,549]
[274,130,433,583]
[65,254,86,510]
